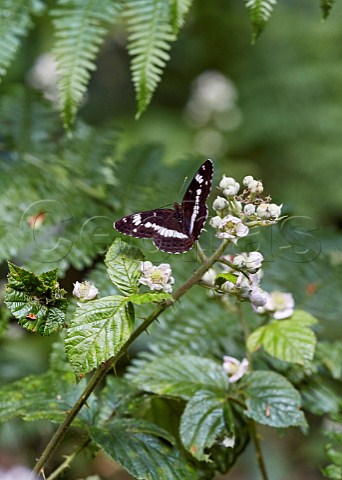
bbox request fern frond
[125,0,177,118]
[0,0,44,80]
[169,0,193,34]
[320,0,335,20]
[245,0,277,42]
[52,0,121,130]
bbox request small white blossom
[268,203,282,218]
[244,203,256,216]
[0,465,37,480]
[73,281,98,301]
[202,268,217,286]
[254,291,294,319]
[140,261,174,294]
[214,215,249,243]
[213,196,228,211]
[244,251,264,273]
[248,179,264,194]
[210,215,223,228]
[223,356,249,383]
[222,435,235,448]
[256,203,282,220]
[219,176,240,198]
[242,175,254,187]
[250,286,268,307]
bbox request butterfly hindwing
[114,159,213,254]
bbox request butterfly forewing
[114,159,213,254]
[181,159,213,238]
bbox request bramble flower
[140,261,174,294]
[202,268,217,286]
[213,196,228,211]
[223,356,249,383]
[248,179,264,194]
[256,203,282,220]
[243,203,256,216]
[242,175,254,187]
[233,252,263,273]
[219,175,240,197]
[212,215,249,243]
[254,291,294,319]
[73,281,98,301]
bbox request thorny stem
[45,438,90,480]
[33,239,229,477]
[236,305,269,480]
[249,420,270,480]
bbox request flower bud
[244,203,256,216]
[242,175,254,186]
[248,179,263,194]
[213,196,228,211]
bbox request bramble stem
[33,239,229,476]
[249,420,270,480]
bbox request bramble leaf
[244,370,306,427]
[105,239,144,295]
[247,311,317,365]
[180,389,228,461]
[90,419,197,479]
[65,295,134,375]
[5,262,67,335]
[130,354,229,400]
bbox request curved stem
[249,420,270,480]
[45,438,90,480]
[33,239,229,476]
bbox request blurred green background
[1,0,342,479]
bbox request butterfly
[114,159,213,254]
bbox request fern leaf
[52,0,121,130]
[125,0,177,118]
[320,0,335,20]
[0,0,44,80]
[245,0,277,41]
[169,0,193,33]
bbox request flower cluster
[210,174,282,244]
[219,252,267,309]
[139,261,174,294]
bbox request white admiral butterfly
[114,159,213,254]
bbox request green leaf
[52,0,121,129]
[244,371,306,427]
[315,341,342,379]
[301,379,340,416]
[131,354,229,400]
[0,371,85,424]
[105,239,144,295]
[128,292,172,305]
[320,0,335,20]
[169,0,193,33]
[247,313,317,365]
[0,0,45,80]
[125,0,177,117]
[245,0,277,41]
[5,262,67,335]
[215,272,239,288]
[65,295,134,375]
[180,389,228,461]
[90,419,197,480]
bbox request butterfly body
[114,159,213,253]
